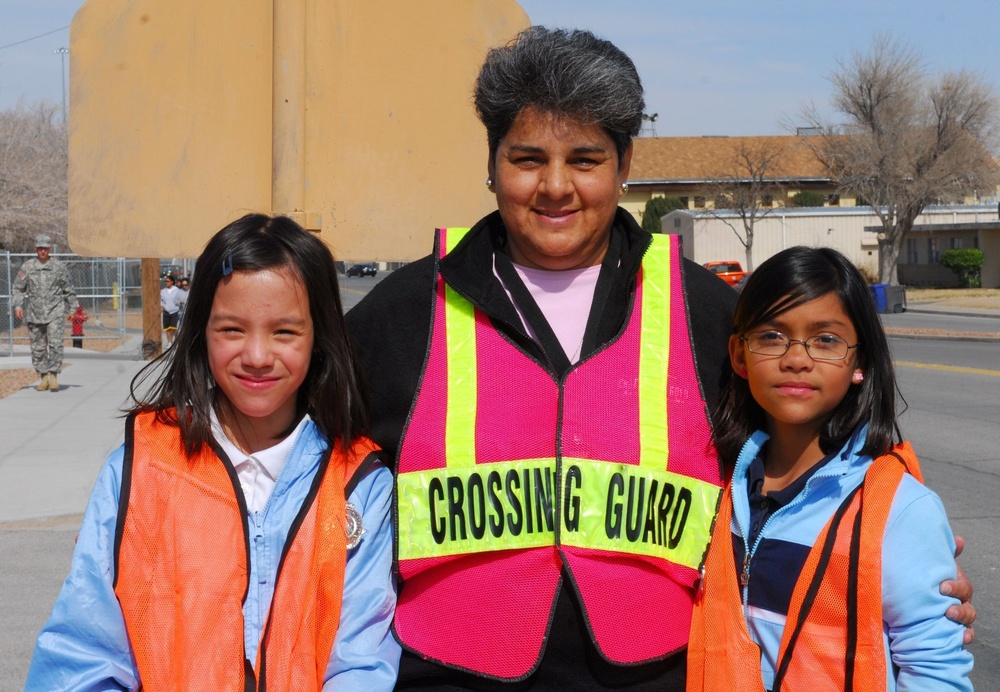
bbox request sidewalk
[0,336,148,523]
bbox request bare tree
[704,138,788,271]
[804,35,1000,284]
[0,102,68,252]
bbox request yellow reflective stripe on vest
[397,458,558,560]
[561,458,718,569]
[638,235,670,470]
[396,456,717,568]
[442,229,676,473]
[443,228,477,468]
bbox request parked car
[733,271,752,293]
[703,260,747,287]
[346,263,378,277]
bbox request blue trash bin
[870,284,888,313]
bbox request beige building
[665,204,1000,288]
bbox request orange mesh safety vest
[394,229,723,679]
[114,410,377,691]
[687,443,923,691]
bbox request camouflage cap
[34,234,53,248]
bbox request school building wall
[981,232,1000,289]
[663,205,1000,287]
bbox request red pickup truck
[703,261,747,287]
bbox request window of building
[693,196,706,209]
[928,238,940,263]
[906,238,918,264]
[951,237,964,249]
[760,195,773,207]
[827,194,840,206]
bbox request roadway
[889,335,1000,686]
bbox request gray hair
[474,26,645,165]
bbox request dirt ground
[0,310,139,399]
[906,287,1000,310]
[0,368,44,398]
[2,310,134,353]
[0,363,82,399]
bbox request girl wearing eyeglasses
[687,246,971,691]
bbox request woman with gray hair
[346,26,974,690]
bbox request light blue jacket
[25,419,400,691]
[730,426,972,691]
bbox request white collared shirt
[210,408,311,513]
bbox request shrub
[641,196,685,233]
[939,248,984,288]
[790,190,826,207]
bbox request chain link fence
[1,252,144,356]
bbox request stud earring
[620,182,629,195]
[486,178,494,189]
[852,371,864,383]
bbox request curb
[904,307,1000,321]
[885,331,1000,343]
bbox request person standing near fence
[12,235,78,392]
[176,276,190,333]
[160,274,182,347]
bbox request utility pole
[54,47,69,124]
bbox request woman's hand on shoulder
[942,535,976,644]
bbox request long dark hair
[128,213,370,456]
[712,246,901,467]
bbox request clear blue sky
[2,0,999,136]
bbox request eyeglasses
[741,330,859,361]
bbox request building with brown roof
[620,134,851,225]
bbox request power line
[0,26,71,52]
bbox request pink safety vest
[394,228,723,679]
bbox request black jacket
[346,209,737,691]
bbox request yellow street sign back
[68,0,529,260]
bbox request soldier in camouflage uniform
[12,235,79,391]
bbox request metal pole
[4,250,13,356]
[54,47,69,124]
[119,257,127,339]
[271,0,307,222]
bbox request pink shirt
[501,261,601,364]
